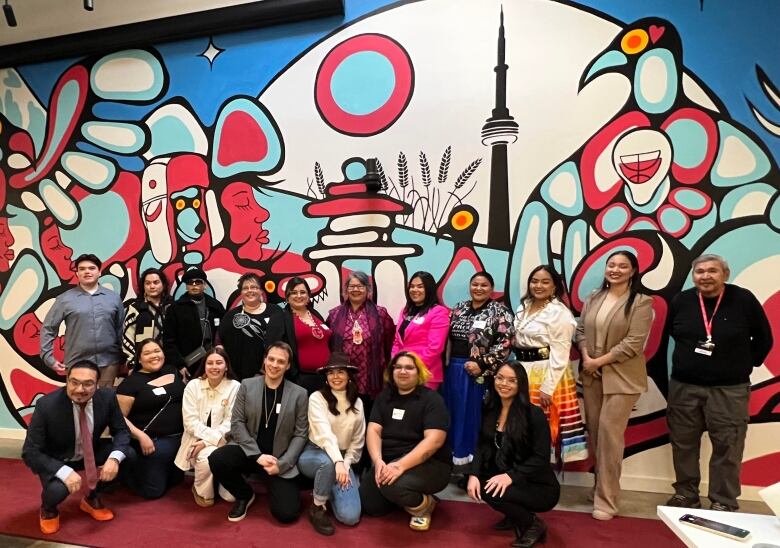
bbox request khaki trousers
[98,364,119,389]
[583,375,639,516]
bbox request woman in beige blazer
[575,250,653,521]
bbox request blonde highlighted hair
[384,351,432,388]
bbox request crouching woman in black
[466,361,560,548]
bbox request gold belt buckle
[538,347,550,359]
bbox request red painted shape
[10,368,59,408]
[9,130,34,158]
[749,380,780,416]
[661,108,718,184]
[741,452,780,487]
[648,24,665,44]
[624,416,668,448]
[580,111,651,210]
[167,154,209,192]
[644,296,667,361]
[328,182,369,195]
[305,196,411,217]
[217,110,269,167]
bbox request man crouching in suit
[209,341,308,523]
[22,361,133,534]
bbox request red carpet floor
[0,458,682,547]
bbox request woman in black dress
[219,273,285,380]
[466,361,560,547]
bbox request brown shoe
[192,485,215,507]
[80,497,114,521]
[39,509,60,534]
[308,503,335,536]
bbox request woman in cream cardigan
[575,250,653,521]
[174,347,240,507]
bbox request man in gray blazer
[209,341,308,522]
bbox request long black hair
[484,361,531,464]
[318,368,360,416]
[600,250,641,316]
[403,271,440,315]
[522,264,566,302]
[193,346,237,380]
[139,267,171,303]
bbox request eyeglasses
[67,379,97,390]
[392,364,417,372]
[288,290,308,297]
[494,375,518,385]
[242,285,261,291]
[347,284,366,291]
[186,279,205,285]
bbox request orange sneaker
[39,511,60,534]
[80,497,114,521]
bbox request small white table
[658,505,780,547]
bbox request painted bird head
[437,204,479,244]
[579,18,683,115]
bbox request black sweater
[669,285,773,386]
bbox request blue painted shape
[634,49,678,114]
[584,50,627,83]
[81,121,146,154]
[146,114,197,157]
[139,250,163,273]
[212,97,283,178]
[38,179,80,226]
[712,121,771,187]
[540,161,584,216]
[5,205,59,288]
[673,188,708,211]
[442,259,479,307]
[659,206,687,233]
[664,118,708,168]
[720,182,775,220]
[172,187,199,199]
[183,251,204,265]
[331,51,395,115]
[61,193,128,259]
[563,219,591,302]
[601,206,628,233]
[769,195,780,231]
[260,189,326,254]
[90,50,165,101]
[394,228,452,283]
[0,253,45,329]
[474,245,509,293]
[345,160,367,180]
[98,275,122,295]
[75,141,145,172]
[175,209,202,243]
[506,202,550,310]
[679,206,717,249]
[627,219,658,231]
[343,259,373,274]
[61,152,117,190]
[623,177,669,214]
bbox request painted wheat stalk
[419,151,434,229]
[314,162,326,197]
[437,157,483,227]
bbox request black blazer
[22,388,131,479]
[469,404,558,488]
[281,305,325,381]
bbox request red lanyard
[698,289,724,342]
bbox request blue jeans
[298,444,361,525]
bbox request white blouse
[514,299,576,396]
[308,391,365,468]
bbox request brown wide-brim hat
[317,351,359,374]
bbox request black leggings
[479,476,560,529]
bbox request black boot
[494,515,512,530]
[512,516,547,548]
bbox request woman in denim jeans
[298,352,365,535]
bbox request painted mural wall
[1,0,778,492]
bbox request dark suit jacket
[22,388,131,479]
[228,376,308,479]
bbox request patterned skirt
[525,361,588,463]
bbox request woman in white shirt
[298,352,366,535]
[174,347,240,507]
[514,265,587,465]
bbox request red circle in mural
[315,33,414,136]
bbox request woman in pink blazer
[392,271,450,389]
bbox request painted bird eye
[621,29,649,55]
[175,199,186,210]
[192,198,201,209]
[452,210,474,230]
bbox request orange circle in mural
[175,199,186,210]
[621,29,649,55]
[265,280,276,293]
[192,198,201,209]
[452,210,474,230]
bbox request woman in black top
[116,338,185,499]
[467,361,560,548]
[219,273,285,380]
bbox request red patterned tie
[79,405,98,491]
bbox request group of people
[24,251,772,548]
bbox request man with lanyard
[22,361,131,534]
[40,253,125,388]
[208,342,308,523]
[163,267,225,379]
[665,254,773,511]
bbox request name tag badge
[412,316,425,325]
[152,386,167,396]
[694,347,713,356]
[695,339,714,357]
[214,318,220,327]
[392,408,405,420]
[276,403,281,414]
[472,320,487,329]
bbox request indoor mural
[0,0,778,491]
